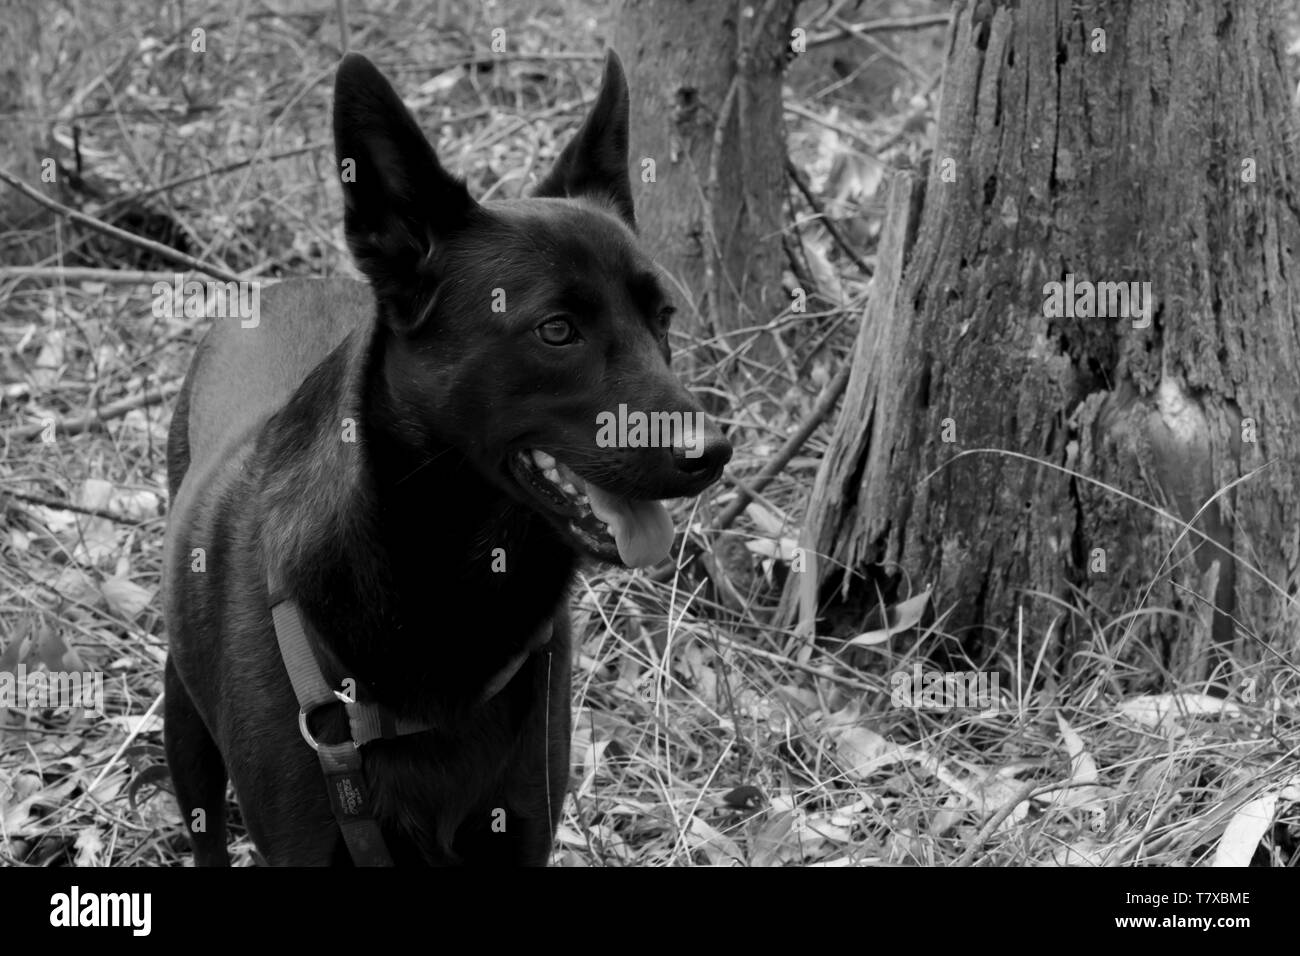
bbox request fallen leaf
[37,624,86,672]
[106,714,164,736]
[1048,713,1109,828]
[50,566,99,604]
[72,479,119,566]
[1213,795,1277,867]
[101,575,154,619]
[744,501,788,536]
[1046,840,1108,867]
[73,827,105,866]
[109,489,161,520]
[846,588,932,647]
[1119,694,1242,735]
[684,817,743,866]
[744,536,799,561]
[1057,713,1099,784]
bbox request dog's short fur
[162,52,730,865]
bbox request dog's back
[166,277,370,501]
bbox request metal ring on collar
[298,707,320,752]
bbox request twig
[708,629,881,694]
[336,0,350,52]
[99,142,328,210]
[807,14,951,50]
[715,363,851,532]
[785,156,873,277]
[6,380,182,441]
[394,51,605,71]
[58,694,163,822]
[647,363,852,584]
[828,17,933,86]
[1110,794,1183,865]
[811,0,854,29]
[784,101,880,148]
[5,489,148,526]
[0,267,179,285]
[953,780,1040,866]
[0,167,245,283]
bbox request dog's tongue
[585,485,674,568]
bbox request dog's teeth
[544,468,561,483]
[577,495,589,506]
[532,451,557,470]
[561,483,577,495]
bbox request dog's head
[333,52,731,568]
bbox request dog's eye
[655,306,675,334]
[536,317,578,346]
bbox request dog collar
[266,570,552,866]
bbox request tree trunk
[614,0,795,372]
[0,0,53,258]
[788,0,1300,676]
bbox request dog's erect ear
[333,54,477,317]
[533,51,634,227]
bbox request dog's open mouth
[508,450,674,568]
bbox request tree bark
[0,0,53,259]
[614,0,795,371]
[788,0,1300,674]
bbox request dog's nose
[672,430,732,476]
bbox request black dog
[161,51,730,865]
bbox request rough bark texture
[0,0,52,257]
[789,0,1300,672]
[614,0,795,367]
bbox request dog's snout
[672,429,732,477]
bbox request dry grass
[1,0,1297,867]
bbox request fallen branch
[715,363,852,533]
[0,168,245,283]
[7,380,182,442]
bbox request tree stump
[787,0,1300,678]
